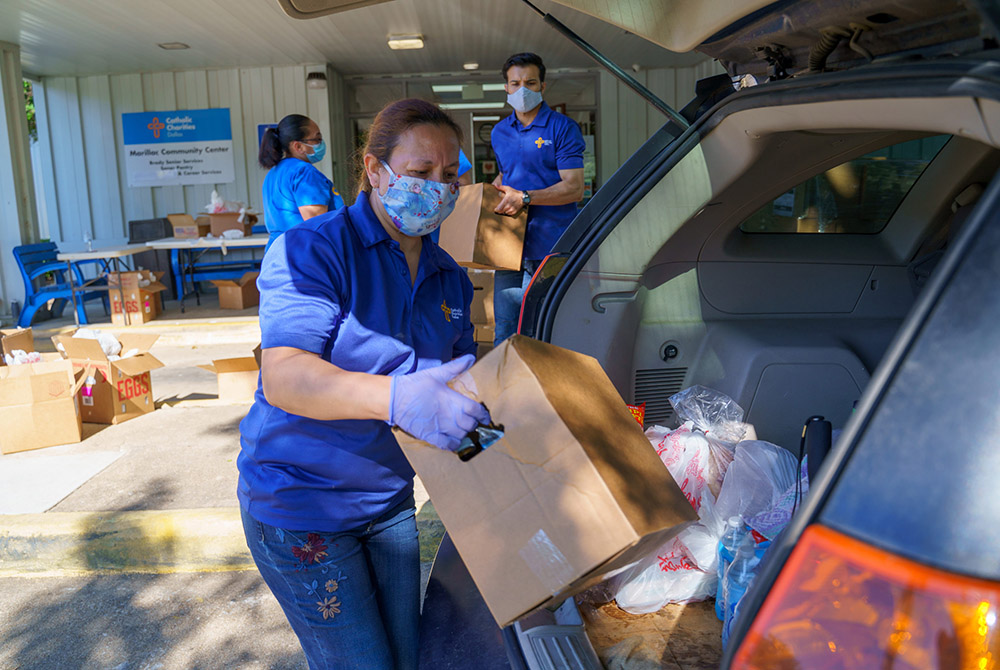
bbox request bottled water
[722,537,761,649]
[715,516,744,620]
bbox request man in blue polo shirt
[491,52,585,345]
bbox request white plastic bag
[612,535,716,612]
[715,440,808,540]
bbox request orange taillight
[732,524,1000,669]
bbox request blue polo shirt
[238,195,477,532]
[262,157,345,250]
[491,102,585,262]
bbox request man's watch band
[521,190,532,206]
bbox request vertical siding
[598,60,726,185]
[35,63,334,246]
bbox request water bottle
[722,537,761,649]
[715,516,744,620]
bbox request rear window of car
[740,135,951,234]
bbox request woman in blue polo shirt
[239,99,488,670]
[259,114,345,252]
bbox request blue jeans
[493,260,540,346]
[241,496,420,670]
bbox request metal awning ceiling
[2,0,705,78]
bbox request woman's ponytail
[258,127,284,168]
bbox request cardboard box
[53,332,164,425]
[0,357,83,454]
[395,335,696,626]
[167,213,210,239]
[211,272,259,310]
[199,356,260,403]
[208,212,253,237]
[1,327,34,365]
[474,323,494,345]
[107,270,167,326]
[466,268,495,326]
[439,184,526,270]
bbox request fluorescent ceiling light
[432,83,505,93]
[472,116,501,121]
[157,42,190,50]
[439,102,506,110]
[463,62,479,70]
[387,34,424,50]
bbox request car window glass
[740,135,951,234]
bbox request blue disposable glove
[390,354,491,451]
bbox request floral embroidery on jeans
[292,533,328,564]
[317,596,342,620]
[325,579,339,593]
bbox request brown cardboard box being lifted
[1,327,34,365]
[211,272,260,310]
[107,270,167,326]
[438,184,526,270]
[167,213,211,239]
[199,356,260,403]
[0,356,83,454]
[394,335,696,627]
[53,332,164,425]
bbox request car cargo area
[532,89,1000,666]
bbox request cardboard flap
[116,332,159,353]
[111,353,164,376]
[53,335,108,362]
[1,328,34,357]
[210,357,260,374]
[197,363,218,374]
[167,213,195,227]
[211,272,259,289]
[0,359,75,407]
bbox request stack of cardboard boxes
[438,184,527,357]
[107,270,168,327]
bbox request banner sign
[122,108,234,187]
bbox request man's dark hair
[502,53,546,82]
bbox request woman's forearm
[261,347,391,421]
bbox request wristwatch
[521,190,532,207]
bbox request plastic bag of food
[715,440,807,540]
[670,385,752,445]
[203,189,245,214]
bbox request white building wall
[598,60,726,185]
[33,63,344,247]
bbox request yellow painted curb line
[0,508,254,577]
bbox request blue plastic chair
[13,242,108,327]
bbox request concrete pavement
[0,299,446,669]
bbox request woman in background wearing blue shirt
[239,99,489,670]
[259,114,345,252]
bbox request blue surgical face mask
[306,140,326,164]
[377,161,460,237]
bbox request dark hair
[355,98,463,195]
[501,52,546,82]
[258,114,313,168]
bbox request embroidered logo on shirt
[441,300,463,322]
[534,137,553,148]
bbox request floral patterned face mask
[377,161,460,237]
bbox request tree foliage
[23,80,37,143]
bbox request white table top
[145,234,269,250]
[56,244,149,261]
